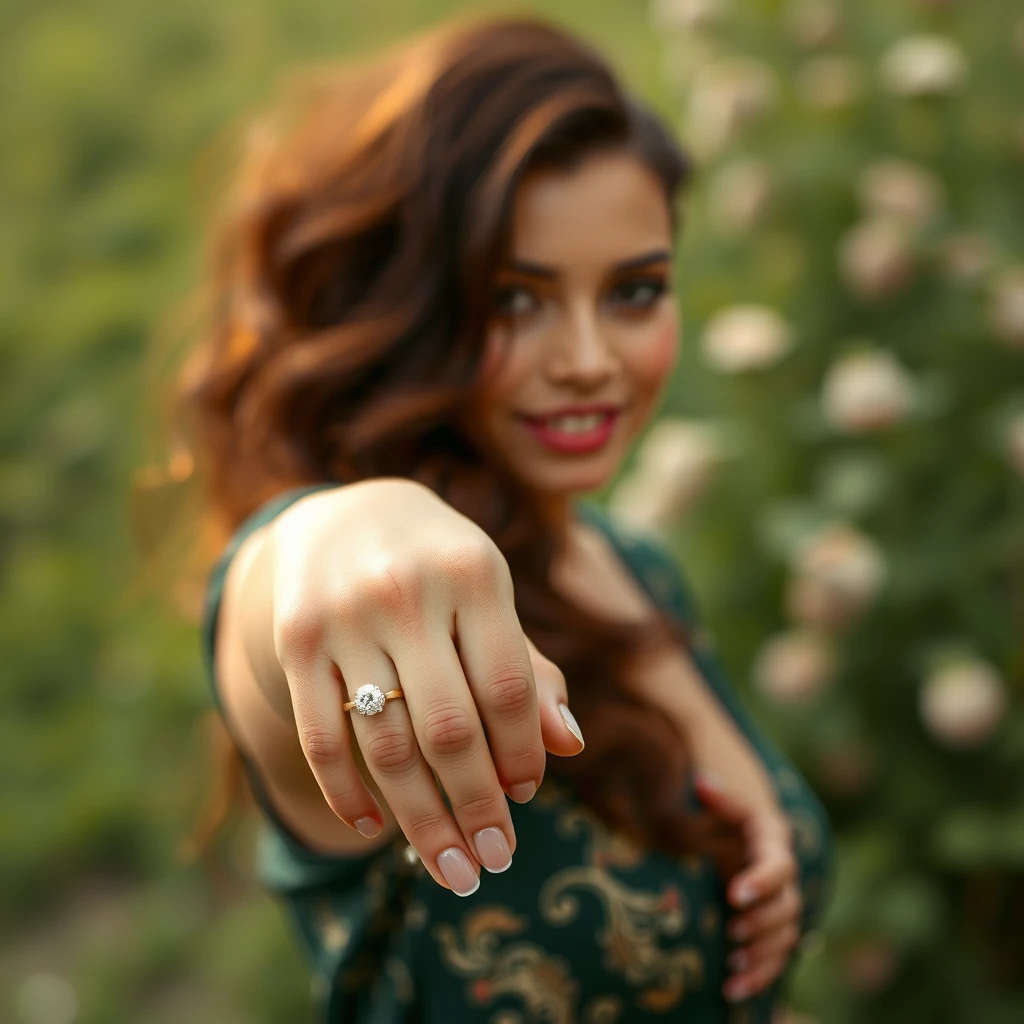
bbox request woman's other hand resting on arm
[215,476,586,896]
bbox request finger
[339,646,486,895]
[728,837,798,909]
[451,598,552,806]
[692,773,754,826]
[524,634,585,757]
[723,951,791,1002]
[387,624,519,876]
[725,924,801,996]
[728,883,802,943]
[281,649,384,835]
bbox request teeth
[544,413,607,433]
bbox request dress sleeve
[596,517,835,943]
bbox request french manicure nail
[734,884,758,907]
[508,781,537,803]
[437,847,480,896]
[354,816,381,838]
[473,826,513,873]
[558,703,585,747]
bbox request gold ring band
[342,684,405,715]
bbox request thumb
[523,633,585,757]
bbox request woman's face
[471,149,680,516]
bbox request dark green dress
[202,484,834,1024]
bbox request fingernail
[558,703,585,747]
[354,817,381,838]
[697,771,722,789]
[733,884,758,907]
[437,847,480,896]
[473,826,513,873]
[508,781,537,803]
[729,951,748,972]
[723,979,748,1002]
[730,921,751,942]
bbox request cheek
[630,315,679,389]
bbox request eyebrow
[503,248,672,280]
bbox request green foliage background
[1,0,1020,1022]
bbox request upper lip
[518,402,623,421]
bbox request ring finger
[338,647,485,897]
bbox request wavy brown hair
[174,15,725,863]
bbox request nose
[546,302,618,390]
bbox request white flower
[1004,413,1024,476]
[919,658,1007,749]
[838,219,915,301]
[608,419,722,532]
[787,523,887,629]
[821,348,916,434]
[857,159,944,228]
[988,267,1024,349]
[753,630,835,702]
[686,57,777,158]
[706,159,773,234]
[650,0,726,31]
[786,0,842,49]
[880,35,967,97]
[702,305,794,372]
[796,56,865,111]
[937,232,997,283]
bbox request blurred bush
[613,0,1024,1020]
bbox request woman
[180,15,833,1023]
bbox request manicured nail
[723,978,749,1002]
[697,771,722,790]
[437,847,480,896]
[473,826,513,873]
[354,817,381,838]
[508,781,537,803]
[733,884,758,907]
[558,703,585,747]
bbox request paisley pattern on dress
[433,905,579,1023]
[539,783,706,1013]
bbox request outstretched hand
[693,772,803,1003]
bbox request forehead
[505,150,673,271]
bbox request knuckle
[364,557,423,614]
[454,788,502,821]
[275,611,324,663]
[422,704,477,759]
[301,724,346,767]
[402,806,450,845]
[487,671,534,720]
[448,537,505,591]
[363,726,420,776]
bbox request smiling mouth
[515,409,623,453]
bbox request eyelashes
[491,276,669,318]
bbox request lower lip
[516,412,621,454]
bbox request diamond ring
[342,683,405,716]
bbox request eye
[609,276,668,309]
[492,285,539,318]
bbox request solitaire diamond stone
[353,684,387,715]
